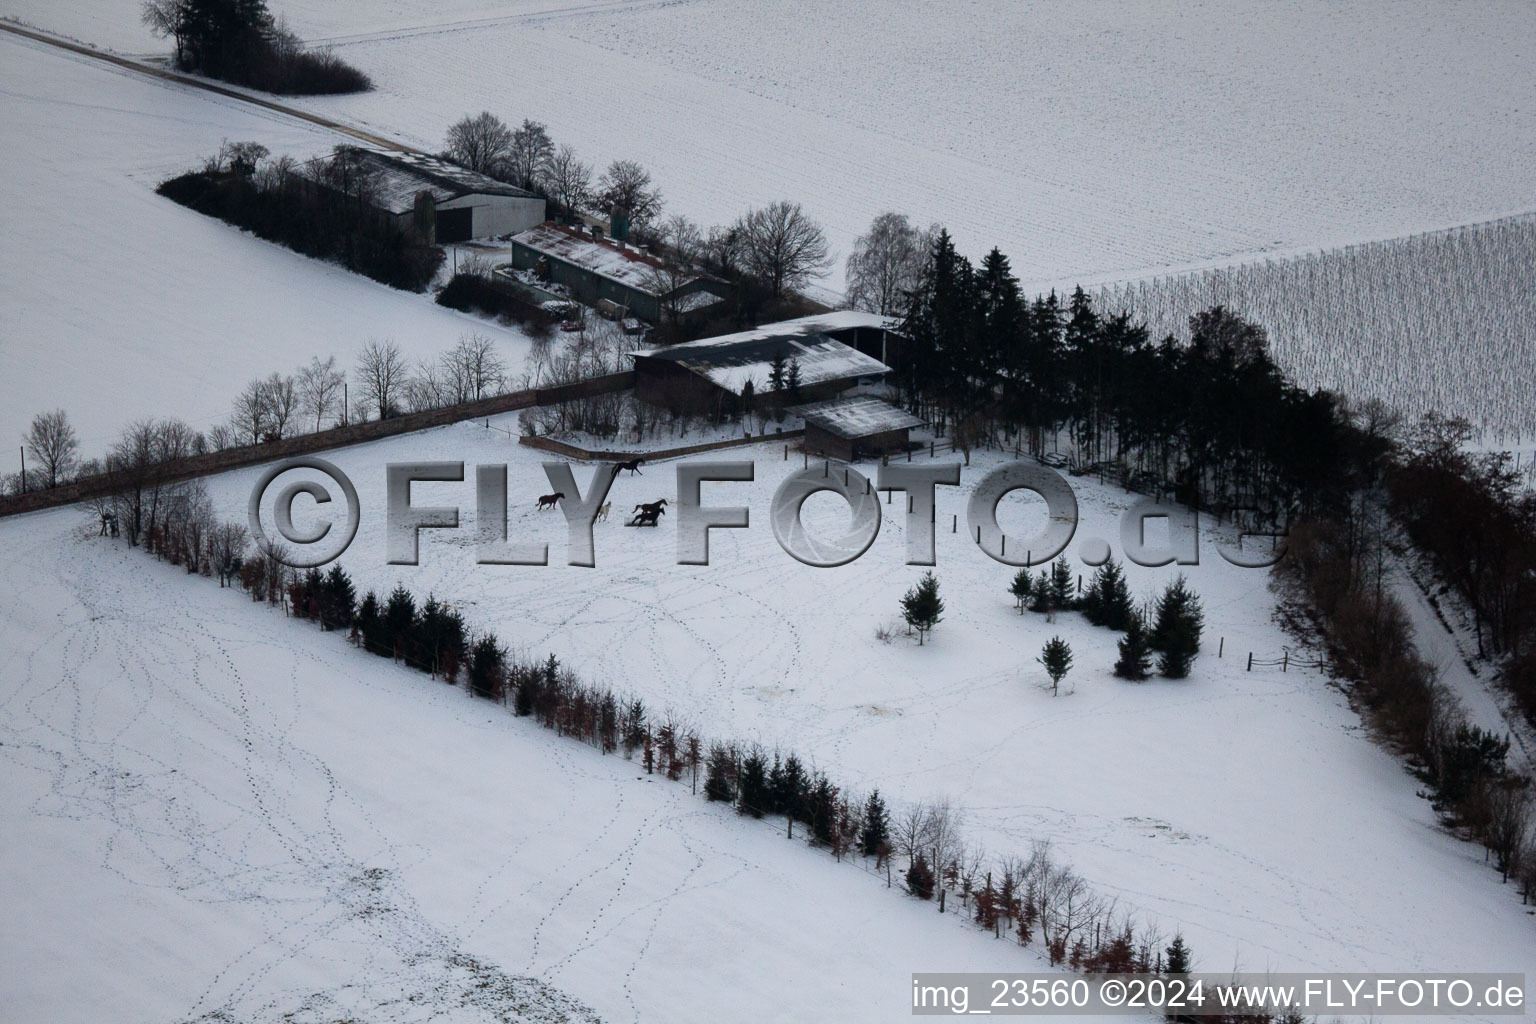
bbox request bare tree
[218,140,268,177]
[260,372,300,439]
[447,333,507,402]
[443,112,513,175]
[701,222,745,277]
[231,379,270,445]
[738,201,832,298]
[23,409,80,488]
[894,800,935,869]
[507,119,554,192]
[545,144,592,218]
[298,355,345,431]
[209,521,249,587]
[659,214,703,266]
[355,339,407,420]
[140,0,191,65]
[596,159,663,230]
[845,212,936,316]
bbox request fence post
[976,525,981,544]
[1282,651,1288,672]
[1218,637,1224,658]
[1246,652,1252,671]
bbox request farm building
[509,223,728,323]
[294,147,545,244]
[795,395,924,461]
[631,312,899,416]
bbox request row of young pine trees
[896,562,1205,692]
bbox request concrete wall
[0,372,636,520]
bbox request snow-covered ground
[0,501,1121,1024]
[0,31,539,462]
[118,420,1529,996]
[8,0,1535,294]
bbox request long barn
[295,147,546,244]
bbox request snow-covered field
[2,500,1109,1024]
[7,0,1535,293]
[0,32,538,461]
[139,421,1530,995]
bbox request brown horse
[536,491,565,510]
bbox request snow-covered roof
[296,148,538,216]
[675,289,727,313]
[794,396,924,438]
[634,313,895,396]
[513,223,706,298]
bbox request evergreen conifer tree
[901,571,944,644]
[704,746,735,803]
[1149,575,1204,678]
[861,789,890,858]
[1008,567,1032,612]
[1114,612,1154,681]
[906,852,936,899]
[1164,934,1192,975]
[1049,557,1075,609]
[738,751,768,818]
[1037,636,1073,696]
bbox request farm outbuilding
[509,223,728,323]
[631,312,898,417]
[795,395,924,461]
[294,148,545,244]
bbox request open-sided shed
[795,395,924,461]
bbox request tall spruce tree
[1083,560,1132,630]
[1113,612,1154,681]
[861,789,890,858]
[1164,933,1192,974]
[738,751,768,818]
[704,746,735,803]
[1149,575,1204,678]
[1049,557,1075,610]
[467,634,504,700]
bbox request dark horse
[629,507,664,527]
[628,500,667,526]
[632,498,667,517]
[536,491,565,510]
[613,457,644,476]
